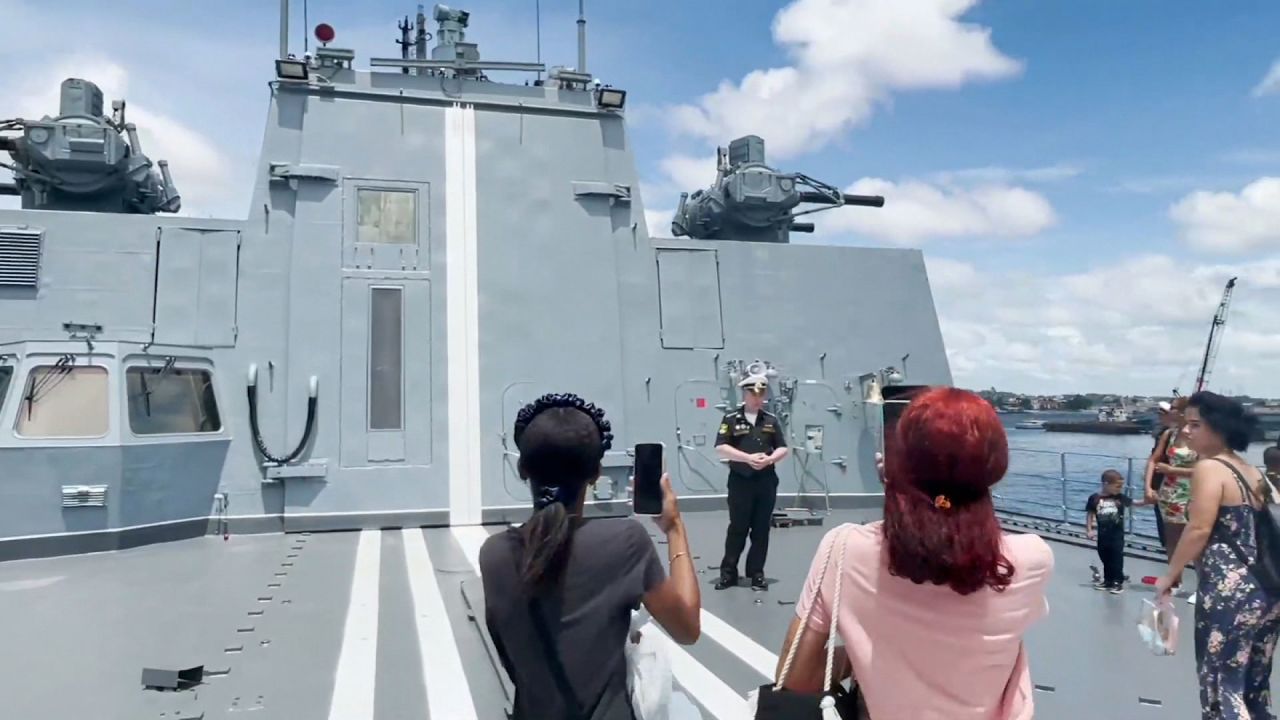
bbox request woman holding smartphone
[479,393,701,720]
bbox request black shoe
[715,573,738,590]
[751,574,767,592]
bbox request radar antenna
[370,4,544,78]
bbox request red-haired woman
[774,387,1054,719]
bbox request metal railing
[994,447,1162,541]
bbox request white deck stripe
[402,528,479,719]
[327,529,380,720]
[450,525,491,575]
[699,609,779,679]
[645,622,747,719]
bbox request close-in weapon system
[670,134,884,243]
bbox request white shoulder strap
[774,523,851,690]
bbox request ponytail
[520,501,574,592]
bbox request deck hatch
[61,484,107,508]
[0,227,42,287]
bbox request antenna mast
[1194,277,1238,393]
[536,0,543,81]
[279,0,289,58]
[397,16,413,74]
[577,0,586,73]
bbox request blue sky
[2,0,1278,396]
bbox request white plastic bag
[1136,596,1180,655]
[626,611,673,720]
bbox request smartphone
[880,386,926,476]
[633,443,665,516]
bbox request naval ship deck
[0,509,1259,719]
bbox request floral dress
[1195,463,1280,719]
[1158,430,1197,523]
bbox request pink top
[794,522,1054,720]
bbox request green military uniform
[715,375,786,590]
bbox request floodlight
[275,58,309,81]
[596,86,626,110]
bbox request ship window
[0,366,12,414]
[126,367,222,435]
[369,286,403,430]
[357,189,416,245]
[15,365,109,438]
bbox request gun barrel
[798,191,885,207]
[842,193,885,207]
[789,222,815,233]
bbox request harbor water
[997,412,1271,540]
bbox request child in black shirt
[1086,469,1149,594]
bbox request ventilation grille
[0,228,43,287]
[61,485,107,508]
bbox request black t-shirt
[479,517,665,720]
[1086,492,1133,534]
[715,406,787,479]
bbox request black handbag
[752,524,867,719]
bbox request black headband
[512,392,614,456]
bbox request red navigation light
[314,23,336,45]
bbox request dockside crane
[1194,277,1238,393]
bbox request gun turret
[0,78,180,214]
[669,135,883,243]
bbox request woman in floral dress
[1156,397,1198,560]
[1157,392,1278,719]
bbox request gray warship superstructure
[0,6,1230,720]
[0,4,946,560]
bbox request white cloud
[816,177,1056,244]
[929,163,1083,185]
[927,253,1280,396]
[665,0,1020,160]
[1218,148,1280,166]
[659,154,717,195]
[1252,59,1280,98]
[645,208,676,238]
[1170,177,1280,253]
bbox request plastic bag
[1136,596,1180,655]
[626,611,673,720]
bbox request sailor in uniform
[714,374,789,591]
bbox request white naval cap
[738,374,769,392]
[1157,401,1172,413]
